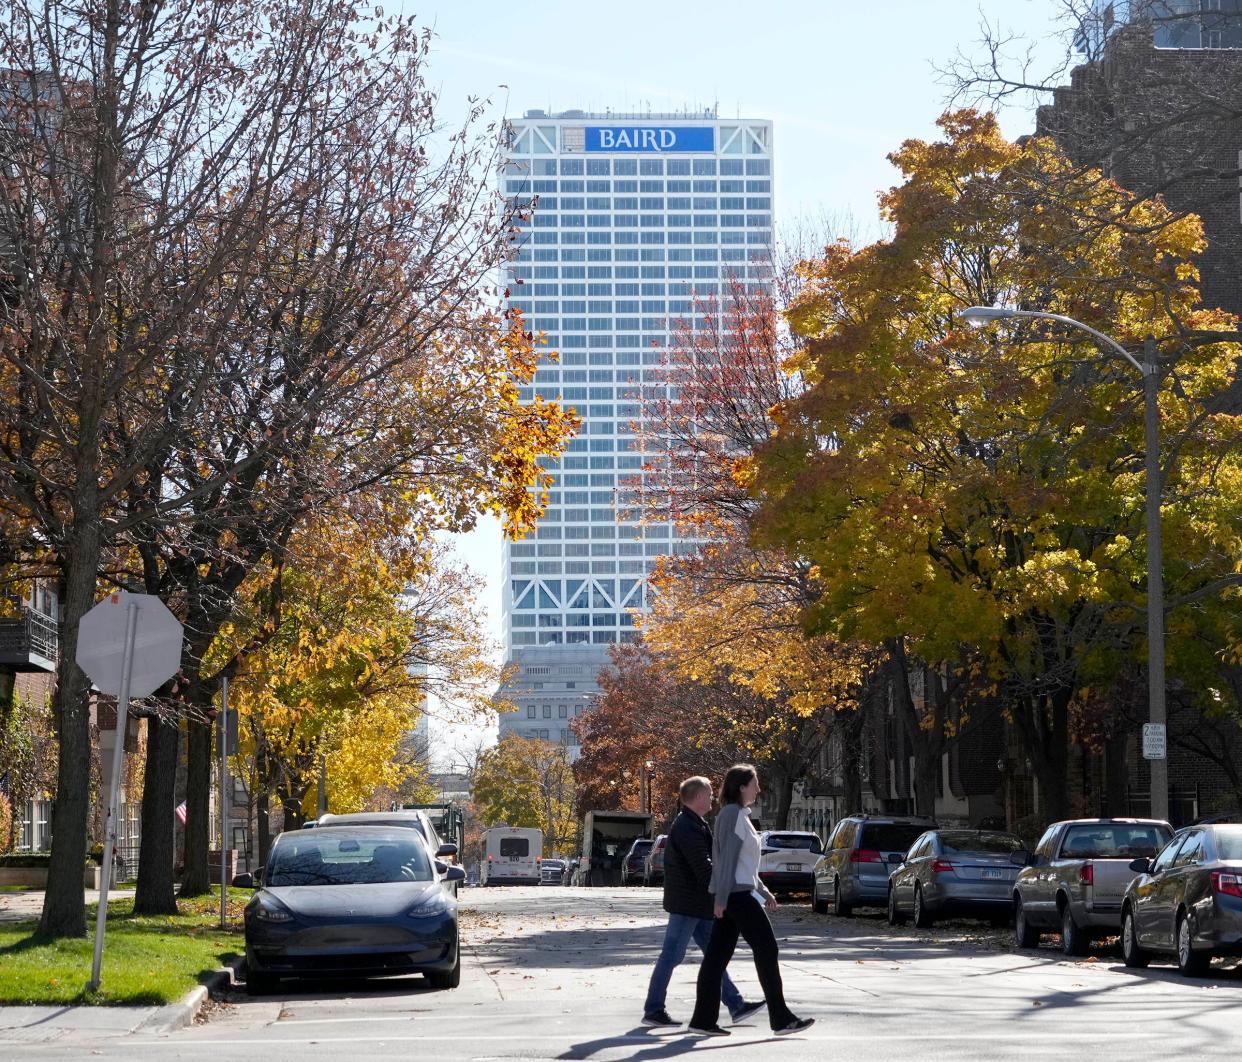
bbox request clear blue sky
[403,0,1071,755]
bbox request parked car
[540,857,567,886]
[887,828,1026,927]
[643,835,668,887]
[758,831,823,897]
[812,814,936,916]
[621,838,654,886]
[240,825,465,995]
[1012,817,1172,955]
[1120,822,1242,976]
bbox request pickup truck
[1013,817,1173,955]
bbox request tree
[470,735,577,853]
[754,110,1242,821]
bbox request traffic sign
[76,591,183,698]
[1142,723,1167,761]
[75,591,183,991]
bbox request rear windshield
[1213,826,1242,860]
[859,823,928,854]
[499,838,530,857]
[267,836,432,886]
[630,840,653,854]
[1060,824,1169,859]
[940,831,1024,855]
[766,834,824,854]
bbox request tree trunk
[39,530,100,938]
[1104,729,1129,817]
[178,717,213,897]
[773,774,794,830]
[887,643,946,819]
[256,743,273,866]
[839,708,864,814]
[132,714,179,915]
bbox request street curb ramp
[135,956,244,1035]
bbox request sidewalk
[0,887,135,924]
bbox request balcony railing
[0,606,58,671]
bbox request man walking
[641,776,764,1028]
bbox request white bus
[480,826,543,886]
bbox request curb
[136,956,244,1035]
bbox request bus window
[500,838,529,858]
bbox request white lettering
[640,129,657,149]
[599,129,615,148]
[659,129,675,149]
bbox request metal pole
[1144,336,1169,822]
[219,675,229,930]
[317,752,327,818]
[89,601,139,992]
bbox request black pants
[689,890,796,1031]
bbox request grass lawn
[0,884,37,894]
[0,888,250,1006]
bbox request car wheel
[811,879,829,915]
[887,886,906,926]
[1176,913,1210,977]
[1014,897,1040,949]
[832,879,853,918]
[913,885,934,929]
[245,962,276,996]
[1121,907,1149,969]
[428,943,462,990]
[1060,901,1089,957]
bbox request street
[5,886,1241,1060]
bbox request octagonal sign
[76,592,184,699]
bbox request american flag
[174,801,187,825]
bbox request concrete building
[495,109,774,751]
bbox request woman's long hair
[720,763,758,806]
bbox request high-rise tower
[495,110,774,753]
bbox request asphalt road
[9,885,1242,1060]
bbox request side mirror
[445,865,466,883]
[435,860,448,875]
[436,842,459,859]
[1129,857,1151,874]
[1009,849,1033,867]
[231,872,254,889]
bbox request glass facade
[496,111,774,746]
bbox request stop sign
[76,591,184,698]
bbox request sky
[404,0,1074,762]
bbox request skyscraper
[494,109,774,753]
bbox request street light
[960,305,1168,822]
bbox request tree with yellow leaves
[470,734,577,853]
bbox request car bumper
[486,875,539,886]
[1069,900,1124,929]
[246,917,457,979]
[760,871,814,891]
[840,876,890,906]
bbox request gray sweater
[709,803,775,902]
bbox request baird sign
[585,126,714,152]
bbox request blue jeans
[644,912,744,1017]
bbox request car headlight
[406,894,450,917]
[250,896,295,922]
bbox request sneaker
[730,1000,766,1024]
[688,1025,731,1037]
[641,1010,679,1028]
[773,1017,815,1036]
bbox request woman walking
[687,764,814,1038]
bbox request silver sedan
[888,829,1027,927]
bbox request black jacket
[663,807,715,919]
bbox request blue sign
[585,126,714,153]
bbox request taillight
[1079,863,1093,886]
[1212,871,1242,898]
[487,854,493,861]
[851,849,883,863]
[932,859,954,875]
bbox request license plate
[982,869,1003,879]
[786,863,801,872]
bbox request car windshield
[1213,826,1242,860]
[940,831,1024,855]
[267,835,433,886]
[859,823,928,853]
[1060,824,1170,859]
[766,834,823,854]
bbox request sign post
[76,591,184,992]
[219,675,229,929]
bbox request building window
[527,705,537,718]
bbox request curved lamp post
[960,306,1168,822]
